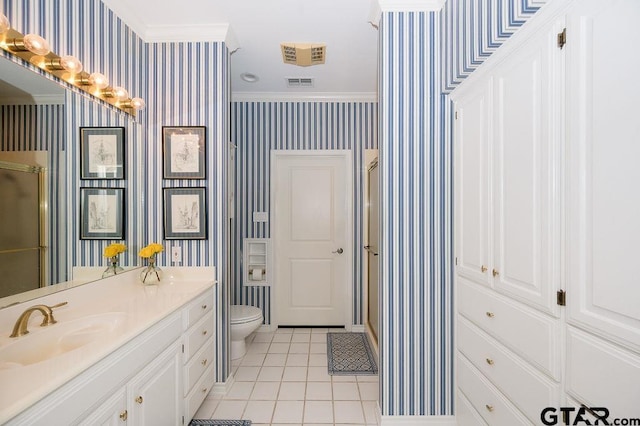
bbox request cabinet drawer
[458,277,560,379]
[185,363,216,422]
[458,354,532,426]
[185,290,214,329]
[566,327,640,420]
[185,338,215,396]
[184,311,214,360]
[457,390,489,426]
[458,317,560,422]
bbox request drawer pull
[202,304,207,310]
[492,269,499,277]
[485,311,495,318]
[486,358,494,365]
[485,404,494,412]
[481,265,488,273]
[202,330,208,336]
[135,395,143,404]
[119,410,128,421]
[201,358,208,366]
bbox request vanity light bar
[0,13,144,114]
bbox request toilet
[230,304,264,359]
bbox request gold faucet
[9,302,68,338]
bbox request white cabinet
[79,342,182,426]
[454,0,640,424]
[565,0,640,353]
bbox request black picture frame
[80,127,125,179]
[163,187,208,240]
[162,126,206,179]
[80,187,125,240]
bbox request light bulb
[88,72,109,89]
[130,97,146,109]
[59,55,83,73]
[112,86,128,101]
[23,34,50,55]
[0,13,10,34]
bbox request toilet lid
[230,305,263,324]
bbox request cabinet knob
[202,304,207,310]
[486,404,494,412]
[202,387,208,393]
[135,395,143,404]
[492,269,499,277]
[485,311,495,318]
[201,358,208,366]
[202,330,208,336]
[481,265,488,273]
[119,410,128,421]
[486,358,494,365]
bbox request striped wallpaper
[146,40,230,382]
[230,101,378,326]
[375,0,546,419]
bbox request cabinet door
[492,17,563,316]
[78,390,128,426]
[128,341,182,425]
[565,0,640,351]
[454,79,493,287]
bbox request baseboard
[380,415,457,425]
[351,324,365,332]
[212,372,235,395]
[258,324,276,333]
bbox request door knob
[332,248,344,254]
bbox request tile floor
[194,327,380,425]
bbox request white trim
[257,324,276,333]
[270,150,354,331]
[232,91,377,103]
[212,372,235,396]
[370,0,446,25]
[0,94,65,105]
[351,324,365,333]
[380,415,457,425]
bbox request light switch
[253,212,268,223]
[171,246,182,263]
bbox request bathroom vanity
[0,267,216,425]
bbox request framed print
[80,127,125,179]
[163,187,207,240]
[80,188,125,239]
[162,126,206,179]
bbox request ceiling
[101,0,379,101]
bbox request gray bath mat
[327,332,378,375]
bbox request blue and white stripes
[231,101,378,326]
[441,0,547,92]
[378,10,454,416]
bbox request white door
[565,0,640,352]
[272,151,352,327]
[454,79,493,287]
[492,18,562,317]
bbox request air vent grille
[286,78,314,88]
[280,43,326,67]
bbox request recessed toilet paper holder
[243,238,271,287]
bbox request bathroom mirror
[0,54,138,308]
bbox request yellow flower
[139,242,163,258]
[104,243,127,258]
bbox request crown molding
[369,0,446,27]
[143,23,239,51]
[0,94,65,105]
[232,91,378,103]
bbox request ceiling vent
[286,77,315,88]
[280,43,326,67]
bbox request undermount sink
[0,311,128,369]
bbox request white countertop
[0,267,216,424]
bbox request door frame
[270,149,354,331]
